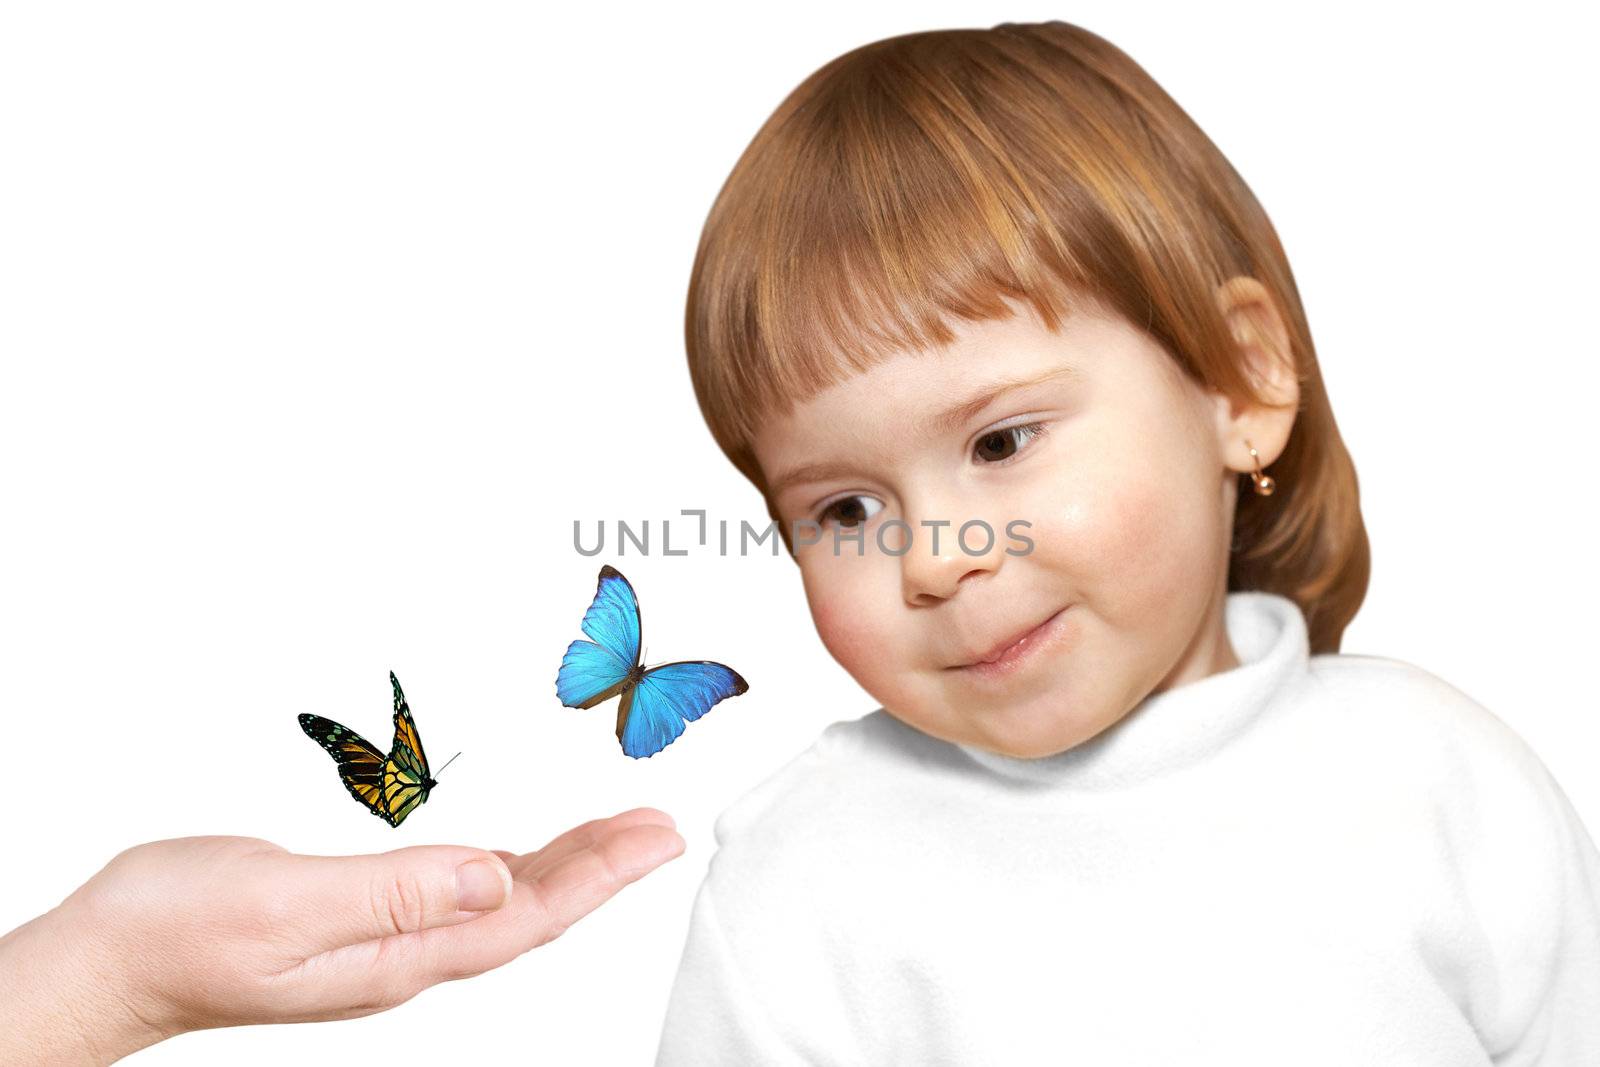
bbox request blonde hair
[684,20,1369,653]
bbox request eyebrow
[766,363,1082,499]
[920,364,1082,438]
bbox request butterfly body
[556,564,748,758]
[298,671,438,826]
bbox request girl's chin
[969,734,1079,760]
[965,701,1105,759]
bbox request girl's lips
[950,606,1071,680]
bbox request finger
[282,845,515,953]
[374,822,687,984]
[504,807,677,880]
[528,822,685,929]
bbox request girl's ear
[1213,275,1300,465]
[1216,276,1299,407]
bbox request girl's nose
[899,514,1006,605]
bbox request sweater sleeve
[653,871,809,1067]
[1492,764,1600,1065]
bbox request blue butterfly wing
[580,565,642,667]
[557,639,634,709]
[618,661,748,759]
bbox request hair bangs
[687,34,1119,488]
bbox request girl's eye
[815,494,884,528]
[973,421,1049,464]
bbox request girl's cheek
[1027,463,1180,587]
[803,562,888,679]
[1069,463,1211,609]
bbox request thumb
[286,845,514,951]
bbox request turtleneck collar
[952,590,1311,791]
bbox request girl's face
[754,298,1282,759]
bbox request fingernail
[456,859,510,912]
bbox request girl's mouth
[950,606,1071,680]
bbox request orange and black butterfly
[298,672,455,827]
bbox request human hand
[0,807,684,1064]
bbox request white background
[2,1,1596,1063]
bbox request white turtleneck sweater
[654,592,1600,1065]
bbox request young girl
[654,20,1600,1063]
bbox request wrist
[0,902,176,1064]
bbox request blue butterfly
[556,564,748,758]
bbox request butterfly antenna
[436,751,463,776]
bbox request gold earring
[1244,439,1275,496]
